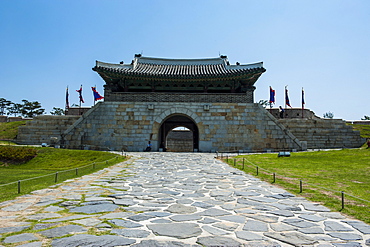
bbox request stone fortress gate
[17,54,364,151]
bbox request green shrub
[0,146,37,164]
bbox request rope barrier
[0,155,122,188]
[224,156,370,206]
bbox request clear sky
[1,0,369,120]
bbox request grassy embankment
[224,148,370,224]
[0,146,127,202]
[0,120,26,145]
[349,123,370,145]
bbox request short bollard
[299,180,303,193]
[18,180,21,194]
[341,191,345,210]
[226,156,228,162]
[55,172,58,183]
[256,166,259,175]
[234,158,236,167]
[273,173,276,183]
[242,158,245,169]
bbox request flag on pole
[302,87,305,108]
[285,86,291,108]
[65,87,69,109]
[92,87,104,101]
[76,85,84,104]
[269,86,275,104]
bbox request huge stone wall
[61,101,302,152]
[279,119,365,149]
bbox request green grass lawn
[224,148,370,224]
[0,147,127,202]
[0,121,27,140]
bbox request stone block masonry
[61,101,302,152]
[17,115,80,145]
[279,119,365,149]
[16,102,363,152]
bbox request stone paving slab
[0,152,369,246]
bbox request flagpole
[79,85,82,115]
[302,87,304,119]
[285,85,287,110]
[93,85,96,106]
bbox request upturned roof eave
[93,66,266,82]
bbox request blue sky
[1,0,369,120]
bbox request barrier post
[55,172,58,183]
[18,180,21,194]
[273,173,276,183]
[242,158,245,170]
[256,166,259,175]
[341,191,345,210]
[299,180,303,193]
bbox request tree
[50,107,65,115]
[0,98,12,115]
[361,115,370,120]
[258,99,269,108]
[20,100,45,118]
[7,103,22,117]
[323,111,334,119]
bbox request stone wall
[0,116,32,122]
[268,108,318,119]
[278,119,365,149]
[61,101,302,152]
[17,115,80,145]
[166,130,193,152]
[65,107,91,116]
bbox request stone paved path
[0,152,369,247]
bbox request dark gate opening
[158,115,199,152]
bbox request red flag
[76,85,84,103]
[92,87,104,101]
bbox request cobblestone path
[0,152,369,246]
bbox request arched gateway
[158,114,199,152]
[59,54,304,152]
[16,54,364,151]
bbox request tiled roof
[93,55,265,80]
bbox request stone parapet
[267,108,318,119]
